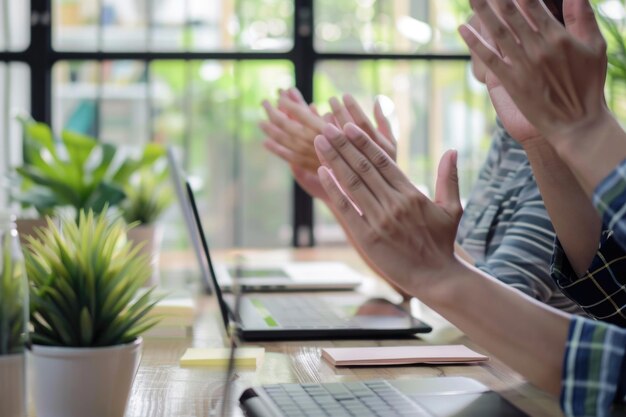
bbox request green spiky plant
[0,230,27,355]
[25,211,161,347]
[121,166,173,226]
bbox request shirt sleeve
[594,158,626,252]
[474,180,563,305]
[551,232,626,327]
[561,316,626,417]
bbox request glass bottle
[0,213,28,417]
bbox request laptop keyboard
[260,296,355,328]
[261,380,432,417]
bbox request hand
[313,122,463,296]
[459,0,609,150]
[261,88,396,200]
[473,15,541,143]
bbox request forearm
[416,257,570,396]
[454,242,474,264]
[553,110,626,198]
[523,138,602,275]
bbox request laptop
[167,148,362,292]
[171,161,431,340]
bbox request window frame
[0,0,471,247]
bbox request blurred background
[1,0,625,254]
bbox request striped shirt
[457,121,580,312]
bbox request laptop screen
[184,181,232,331]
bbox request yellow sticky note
[180,347,265,368]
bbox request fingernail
[315,135,332,152]
[344,123,361,140]
[322,123,341,140]
[329,96,340,108]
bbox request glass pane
[52,0,294,52]
[53,61,150,144]
[53,0,100,51]
[102,0,149,51]
[314,0,470,53]
[0,0,31,51]
[52,61,99,136]
[0,63,31,209]
[150,60,294,250]
[313,60,494,244]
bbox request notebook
[322,345,488,367]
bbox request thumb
[563,0,605,49]
[434,150,462,219]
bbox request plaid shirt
[552,232,626,327]
[551,158,626,327]
[561,316,626,417]
[594,159,626,252]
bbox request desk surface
[123,247,561,417]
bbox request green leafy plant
[121,165,173,226]
[25,211,161,347]
[13,115,166,218]
[0,232,27,355]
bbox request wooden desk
[123,247,563,417]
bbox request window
[3,0,500,250]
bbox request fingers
[342,94,378,140]
[458,23,509,79]
[329,96,354,127]
[343,94,396,159]
[563,0,606,50]
[286,87,307,105]
[263,139,319,172]
[314,124,387,215]
[434,150,463,220]
[516,0,562,31]
[469,0,527,63]
[373,98,395,146]
[278,95,326,132]
[343,123,406,192]
[491,1,541,46]
[318,165,367,223]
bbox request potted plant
[11,115,164,243]
[122,164,173,286]
[0,215,28,417]
[25,210,161,417]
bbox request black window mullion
[292,0,315,247]
[29,0,52,125]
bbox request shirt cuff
[593,158,626,231]
[561,316,626,417]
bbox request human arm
[459,0,626,202]
[313,121,570,394]
[463,2,603,275]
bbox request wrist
[550,109,626,194]
[408,255,469,309]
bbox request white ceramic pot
[30,338,143,417]
[0,353,26,417]
[127,224,162,287]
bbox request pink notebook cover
[322,345,489,367]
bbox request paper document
[322,345,488,367]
